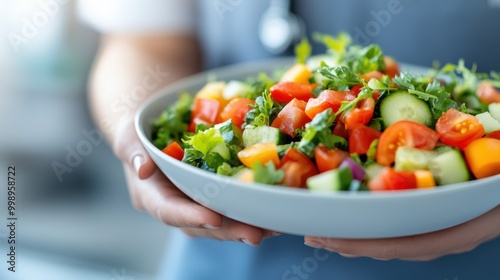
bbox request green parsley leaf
[244,90,281,127]
[295,37,312,64]
[152,93,192,149]
[252,162,285,185]
[313,32,352,55]
[344,44,386,74]
[318,66,361,91]
[298,109,347,157]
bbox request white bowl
[135,58,500,238]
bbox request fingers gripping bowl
[135,58,500,238]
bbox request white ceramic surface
[135,58,500,238]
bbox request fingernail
[271,232,282,237]
[241,239,259,246]
[304,241,323,249]
[133,155,145,175]
[202,224,219,230]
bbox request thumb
[112,117,157,179]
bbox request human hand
[304,205,500,261]
[114,118,272,246]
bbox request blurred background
[0,1,170,279]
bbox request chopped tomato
[368,167,417,191]
[372,92,381,102]
[486,130,500,140]
[279,148,318,187]
[349,124,382,155]
[305,90,357,120]
[314,145,349,173]
[343,97,375,130]
[271,99,310,137]
[477,82,500,104]
[162,142,184,161]
[377,121,439,166]
[270,82,315,103]
[237,143,280,168]
[189,97,221,132]
[360,71,383,82]
[350,85,364,96]
[280,64,312,84]
[220,98,255,128]
[383,57,400,78]
[436,108,485,149]
[333,120,349,139]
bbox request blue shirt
[159,1,500,279]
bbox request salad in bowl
[151,33,500,193]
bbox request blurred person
[80,0,500,279]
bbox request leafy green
[152,94,192,148]
[217,163,244,176]
[216,120,242,147]
[317,66,361,91]
[295,37,312,64]
[430,60,492,114]
[252,162,284,185]
[298,109,347,157]
[184,128,225,155]
[334,85,374,119]
[313,32,352,55]
[344,44,386,74]
[391,72,462,123]
[244,90,281,127]
[246,73,276,100]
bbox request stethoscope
[259,0,305,54]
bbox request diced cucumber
[476,112,500,134]
[428,149,470,185]
[209,142,230,160]
[222,81,253,100]
[434,145,454,154]
[242,126,287,147]
[307,168,352,192]
[488,103,500,122]
[380,91,433,127]
[364,163,385,181]
[394,147,437,171]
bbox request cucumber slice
[307,168,352,192]
[242,126,287,147]
[380,91,433,127]
[428,149,470,186]
[209,142,230,160]
[434,145,454,154]
[488,103,500,122]
[394,147,437,171]
[364,163,385,181]
[475,112,500,134]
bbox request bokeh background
[0,1,170,279]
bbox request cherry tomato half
[377,120,439,166]
[436,108,485,149]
